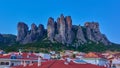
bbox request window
[0,62,5,65]
[6,62,9,65]
[0,62,9,65]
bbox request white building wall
[83,58,108,66]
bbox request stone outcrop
[53,14,75,45]
[0,34,3,42]
[23,23,38,44]
[0,34,16,45]
[47,17,55,42]
[65,16,74,44]
[37,24,45,37]
[84,22,111,45]
[16,14,111,45]
[16,22,28,43]
[76,26,87,44]
[59,14,67,44]
[100,34,111,45]
[16,22,45,44]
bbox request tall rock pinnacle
[38,24,45,37]
[65,16,74,44]
[23,23,38,44]
[16,22,28,43]
[16,14,111,45]
[59,14,66,44]
[16,22,45,44]
[47,17,55,42]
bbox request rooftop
[11,60,106,68]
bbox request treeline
[1,40,120,53]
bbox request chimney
[29,61,33,66]
[23,61,27,67]
[64,61,68,65]
[27,54,30,58]
[64,57,71,65]
[64,57,68,65]
[38,56,41,67]
[21,61,24,65]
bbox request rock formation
[23,23,38,44]
[59,14,67,44]
[0,34,16,45]
[54,14,75,45]
[16,14,111,45]
[16,22,28,43]
[47,17,55,42]
[17,22,45,44]
[65,16,74,44]
[0,34,3,42]
[84,22,111,45]
[76,25,87,44]
[37,24,45,37]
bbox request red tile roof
[84,52,105,59]
[11,60,106,68]
[0,52,38,60]
[0,54,11,58]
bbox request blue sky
[0,0,120,44]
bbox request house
[112,58,120,68]
[0,52,38,68]
[11,60,106,68]
[82,52,109,67]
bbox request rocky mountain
[84,22,110,45]
[0,34,16,45]
[0,34,4,42]
[16,22,46,44]
[16,14,111,45]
